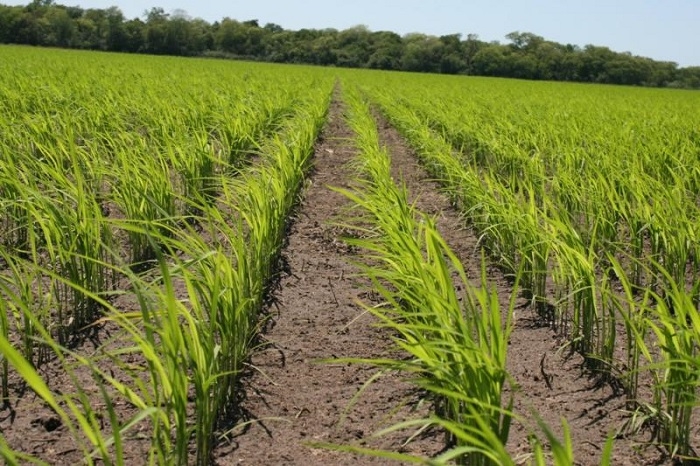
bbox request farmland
[1,45,699,465]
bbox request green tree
[143,7,169,53]
[367,31,403,70]
[336,25,371,67]
[461,33,485,74]
[439,33,465,74]
[104,6,126,51]
[188,18,214,54]
[578,45,617,82]
[311,31,337,65]
[506,31,544,52]
[44,6,74,46]
[122,18,145,52]
[402,33,443,72]
[215,18,264,56]
[0,5,26,43]
[0,1,687,88]
[675,67,700,88]
[472,43,510,76]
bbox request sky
[8,0,700,66]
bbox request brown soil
[0,90,685,466]
[214,95,445,465]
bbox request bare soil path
[215,93,443,465]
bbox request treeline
[2,0,699,88]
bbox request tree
[646,60,677,87]
[461,33,485,74]
[675,67,700,88]
[439,34,465,74]
[215,18,264,56]
[104,6,127,51]
[336,25,371,67]
[0,5,27,43]
[577,45,614,82]
[263,22,282,33]
[44,6,74,46]
[0,1,689,88]
[81,8,110,49]
[402,33,443,72]
[472,43,510,77]
[506,31,544,52]
[367,31,403,70]
[122,18,145,52]
[188,18,213,54]
[143,7,169,53]
[311,31,337,65]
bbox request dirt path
[215,94,443,465]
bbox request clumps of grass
[331,87,518,465]
[352,70,700,462]
[0,47,334,465]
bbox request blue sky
[9,0,699,66]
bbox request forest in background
[2,0,700,88]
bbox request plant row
[331,85,582,465]
[0,48,333,464]
[350,72,700,461]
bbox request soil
[214,95,445,465]
[0,90,689,466]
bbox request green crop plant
[603,256,653,405]
[0,251,54,370]
[0,45,334,464]
[363,85,555,320]
[337,68,700,460]
[330,84,590,465]
[645,264,700,459]
[101,76,330,466]
[2,43,699,463]
[0,260,163,465]
[357,71,700,292]
[338,86,515,465]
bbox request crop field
[1,45,699,465]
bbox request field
[1,45,699,465]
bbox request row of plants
[0,46,333,464]
[0,47,304,343]
[329,85,582,465]
[348,71,700,461]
